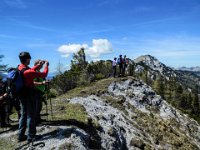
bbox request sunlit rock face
[69,78,200,150]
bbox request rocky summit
[133,55,200,93]
[133,55,176,79]
[0,77,200,150]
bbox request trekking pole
[47,81,53,119]
[49,92,53,119]
[45,91,48,121]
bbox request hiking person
[122,55,127,76]
[125,58,130,75]
[33,60,48,125]
[112,57,117,78]
[117,55,123,77]
[0,77,10,127]
[17,52,49,143]
[6,69,21,122]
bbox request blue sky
[0,0,200,74]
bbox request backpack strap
[19,67,29,83]
[20,67,28,74]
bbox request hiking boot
[27,134,42,143]
[18,135,27,142]
[27,138,34,144]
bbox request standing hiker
[122,55,127,76]
[33,60,48,125]
[112,57,117,78]
[7,68,22,122]
[18,52,49,143]
[117,55,123,77]
[0,77,9,127]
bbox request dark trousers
[122,64,127,76]
[19,90,36,140]
[0,105,6,126]
[112,66,116,78]
[35,91,43,124]
[119,64,123,76]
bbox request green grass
[59,77,132,99]
[0,135,19,150]
[52,103,88,123]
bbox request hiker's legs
[122,64,126,76]
[119,65,123,76]
[7,99,14,123]
[14,98,21,120]
[35,91,42,124]
[122,65,125,76]
[18,97,27,137]
[0,105,6,127]
[113,66,116,78]
[27,91,37,140]
[4,104,10,124]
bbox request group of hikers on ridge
[0,52,129,144]
[0,51,49,144]
[112,54,129,78]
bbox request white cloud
[58,43,88,54]
[57,39,113,59]
[61,54,70,58]
[87,39,113,58]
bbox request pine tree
[192,93,200,115]
[153,76,165,99]
[71,48,87,72]
[176,84,183,94]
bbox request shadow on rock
[41,119,102,149]
[0,124,18,134]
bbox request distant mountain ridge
[177,66,200,72]
[176,67,200,77]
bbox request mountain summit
[134,55,165,73]
[133,55,176,80]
